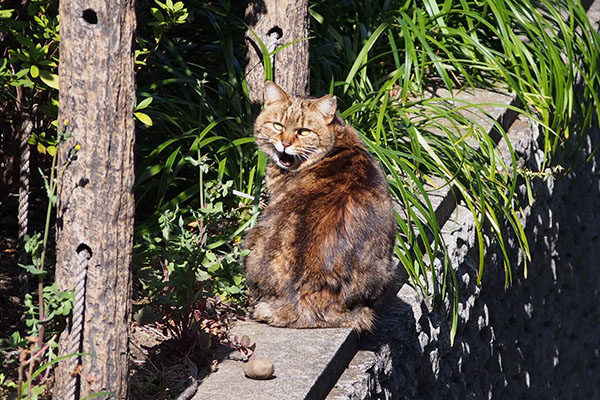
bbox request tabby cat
[244,81,396,332]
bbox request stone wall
[328,110,600,399]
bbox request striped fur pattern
[244,81,396,331]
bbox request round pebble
[243,358,275,380]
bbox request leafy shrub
[130,1,255,355]
[0,1,59,171]
[134,203,248,351]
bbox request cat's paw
[251,301,273,322]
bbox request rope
[266,29,281,66]
[172,358,199,400]
[18,118,33,263]
[64,247,91,400]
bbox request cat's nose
[281,140,292,148]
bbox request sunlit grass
[310,0,600,342]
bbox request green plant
[0,1,60,149]
[135,203,248,353]
[0,3,68,391]
[309,0,600,342]
[131,2,255,357]
[22,283,73,339]
[1,351,102,400]
[20,124,77,330]
[1,123,77,399]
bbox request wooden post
[53,1,136,398]
[244,0,310,103]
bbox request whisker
[301,146,317,154]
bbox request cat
[244,81,397,332]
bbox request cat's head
[254,81,338,171]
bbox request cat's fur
[244,81,396,331]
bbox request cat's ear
[264,81,290,105]
[311,94,337,123]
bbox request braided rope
[64,247,91,400]
[173,358,199,400]
[266,29,281,66]
[18,119,33,262]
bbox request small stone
[243,358,275,380]
[240,335,251,348]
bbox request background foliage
[1,0,599,397]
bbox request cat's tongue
[279,152,294,168]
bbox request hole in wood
[267,26,283,40]
[78,177,89,188]
[82,9,98,24]
[77,243,93,259]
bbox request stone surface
[193,321,357,400]
[429,87,519,143]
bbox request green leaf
[19,263,47,276]
[135,112,153,126]
[30,64,39,78]
[29,353,92,383]
[150,8,165,22]
[343,22,389,94]
[233,275,244,286]
[39,69,59,89]
[227,285,241,294]
[207,263,221,273]
[200,202,223,214]
[0,9,15,19]
[136,96,153,110]
[197,270,211,281]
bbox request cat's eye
[271,122,284,132]
[297,128,311,137]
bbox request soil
[128,304,244,400]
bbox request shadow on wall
[359,114,600,400]
[447,117,599,399]
[465,116,600,399]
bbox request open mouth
[275,151,295,169]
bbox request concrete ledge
[422,89,518,229]
[193,322,357,400]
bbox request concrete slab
[429,88,518,137]
[193,321,357,400]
